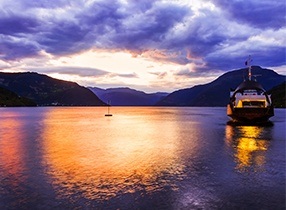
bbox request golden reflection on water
[42,108,185,200]
[0,114,26,185]
[225,125,270,171]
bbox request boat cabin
[230,80,272,108]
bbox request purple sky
[0,0,285,92]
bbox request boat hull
[227,104,274,123]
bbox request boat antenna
[245,55,252,81]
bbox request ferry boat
[227,57,274,123]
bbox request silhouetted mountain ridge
[0,72,106,106]
[89,87,169,106]
[0,67,284,107]
[267,81,286,108]
[157,66,285,106]
[0,86,36,106]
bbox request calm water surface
[0,107,285,209]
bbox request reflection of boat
[227,56,274,123]
[225,125,270,171]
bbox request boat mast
[107,100,111,114]
[245,55,252,81]
[105,100,112,116]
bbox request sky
[0,0,285,93]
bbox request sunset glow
[0,0,285,92]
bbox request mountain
[0,72,106,106]
[89,87,169,106]
[0,86,36,107]
[157,66,286,106]
[267,82,286,108]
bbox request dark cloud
[249,47,286,67]
[154,9,233,67]
[25,66,109,77]
[37,21,90,55]
[0,14,39,35]
[0,37,40,60]
[32,0,191,58]
[0,0,285,73]
[115,72,138,78]
[175,16,226,57]
[213,0,285,29]
[204,45,286,71]
[110,1,191,52]
[127,0,156,12]
[174,68,216,78]
[23,0,72,9]
[77,0,123,32]
[0,10,40,59]
[35,1,124,56]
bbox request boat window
[242,101,265,107]
[243,89,257,95]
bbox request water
[0,107,285,209]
